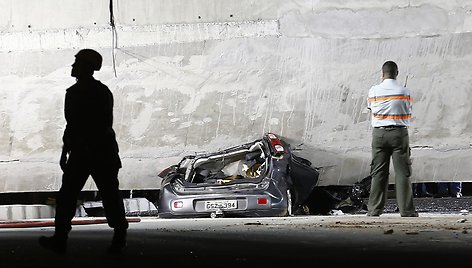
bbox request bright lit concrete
[1,1,472,192]
[0,198,156,220]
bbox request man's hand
[60,147,69,172]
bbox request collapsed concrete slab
[1,1,471,193]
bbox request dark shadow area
[1,219,471,268]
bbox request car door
[289,153,320,208]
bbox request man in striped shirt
[366,61,418,217]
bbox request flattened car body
[157,133,320,218]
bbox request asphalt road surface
[1,197,471,268]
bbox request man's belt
[374,125,407,129]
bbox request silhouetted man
[39,49,129,255]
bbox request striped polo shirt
[367,79,412,128]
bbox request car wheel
[286,189,293,216]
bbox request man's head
[381,61,398,80]
[71,49,102,78]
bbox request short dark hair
[75,49,103,71]
[382,61,398,78]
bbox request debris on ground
[244,222,263,226]
[330,210,344,216]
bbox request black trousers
[54,151,129,235]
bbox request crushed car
[157,133,371,218]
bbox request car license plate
[205,200,237,210]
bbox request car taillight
[257,198,268,205]
[274,144,284,152]
[267,133,286,154]
[173,200,183,209]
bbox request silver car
[157,133,320,218]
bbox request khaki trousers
[367,127,416,216]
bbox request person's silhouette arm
[60,89,73,172]
[60,145,69,172]
[60,126,71,172]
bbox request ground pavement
[0,197,471,268]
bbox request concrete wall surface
[1,0,471,192]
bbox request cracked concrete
[1,0,472,192]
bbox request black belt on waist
[374,125,407,129]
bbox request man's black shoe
[108,228,127,255]
[108,240,127,255]
[401,212,419,217]
[38,235,67,255]
[366,212,380,217]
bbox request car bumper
[158,188,287,218]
